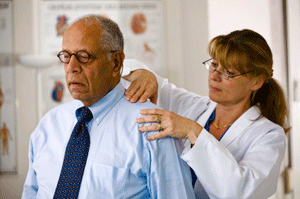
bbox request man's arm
[142,131,195,199]
[22,138,38,199]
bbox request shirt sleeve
[22,136,38,199]
[142,130,195,199]
[122,59,209,120]
[181,128,286,199]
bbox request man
[22,15,194,199]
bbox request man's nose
[66,55,81,73]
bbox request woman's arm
[184,129,286,198]
[122,59,208,120]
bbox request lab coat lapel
[198,101,217,127]
[220,106,261,147]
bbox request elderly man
[22,15,194,199]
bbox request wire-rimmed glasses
[202,58,252,80]
[57,50,116,64]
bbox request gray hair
[74,15,124,61]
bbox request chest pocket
[88,163,129,199]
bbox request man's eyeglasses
[57,50,116,64]
[202,58,252,80]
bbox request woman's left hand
[137,108,203,144]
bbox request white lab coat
[122,59,286,199]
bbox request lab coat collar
[220,106,261,147]
[198,102,261,147]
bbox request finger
[140,108,165,116]
[130,86,147,103]
[147,131,169,141]
[125,83,140,100]
[139,123,162,132]
[136,115,159,124]
[139,89,155,103]
[149,92,158,104]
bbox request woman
[122,29,289,198]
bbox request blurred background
[0,0,299,198]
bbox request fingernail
[147,136,153,140]
[136,119,140,123]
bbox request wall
[0,0,37,198]
[287,0,300,197]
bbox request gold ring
[158,124,163,130]
[157,115,161,123]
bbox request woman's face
[208,59,260,108]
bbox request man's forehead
[62,22,101,51]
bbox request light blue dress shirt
[22,83,195,199]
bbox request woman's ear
[251,76,265,91]
[111,51,125,77]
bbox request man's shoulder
[40,100,81,121]
[119,96,159,110]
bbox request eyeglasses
[57,50,116,64]
[202,58,252,80]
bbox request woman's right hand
[137,108,202,144]
[123,69,158,104]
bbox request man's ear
[112,51,125,77]
[251,76,265,91]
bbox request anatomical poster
[41,0,164,74]
[0,0,17,174]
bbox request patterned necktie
[53,107,93,199]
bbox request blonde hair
[208,29,290,133]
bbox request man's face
[62,21,115,107]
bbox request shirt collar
[88,82,125,125]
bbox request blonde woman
[122,29,289,198]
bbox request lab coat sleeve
[181,128,286,199]
[122,59,208,120]
[22,137,38,199]
[143,131,195,199]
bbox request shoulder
[32,100,81,135]
[116,96,160,116]
[242,107,286,148]
[42,100,81,120]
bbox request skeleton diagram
[1,123,11,156]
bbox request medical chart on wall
[40,0,164,116]
[0,0,17,174]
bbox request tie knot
[76,107,93,124]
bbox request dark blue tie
[53,107,93,199]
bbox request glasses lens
[58,51,70,63]
[220,73,229,80]
[76,51,90,63]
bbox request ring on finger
[156,115,161,123]
[158,124,163,130]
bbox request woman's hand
[122,69,158,104]
[137,108,203,144]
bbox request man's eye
[78,55,88,59]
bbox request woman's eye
[226,70,235,75]
[211,62,218,67]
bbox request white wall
[0,0,37,198]
[287,0,300,198]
